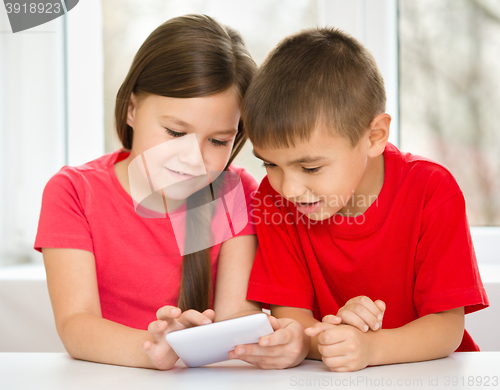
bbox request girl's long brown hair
[114,15,256,312]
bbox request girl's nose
[177,135,205,169]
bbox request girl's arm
[43,247,154,368]
[212,234,261,321]
[43,247,211,369]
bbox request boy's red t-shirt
[246,142,489,351]
[34,148,258,330]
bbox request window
[0,0,103,266]
[399,0,500,263]
[1,0,497,266]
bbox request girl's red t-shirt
[34,148,258,330]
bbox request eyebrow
[159,115,238,136]
[252,149,328,166]
[159,115,192,128]
[211,129,238,136]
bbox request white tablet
[165,313,274,367]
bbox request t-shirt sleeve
[413,172,489,317]
[246,177,315,310]
[34,167,94,253]
[228,165,259,237]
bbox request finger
[141,339,152,353]
[322,314,342,325]
[318,340,349,358]
[147,320,169,343]
[374,300,386,317]
[317,327,348,346]
[329,366,355,373]
[231,343,257,357]
[177,309,213,328]
[338,303,381,331]
[233,343,285,357]
[304,323,329,337]
[322,355,349,370]
[355,296,384,322]
[202,309,216,322]
[142,338,178,370]
[230,352,286,369]
[304,322,335,337]
[343,296,383,321]
[267,315,282,331]
[259,328,292,347]
[336,310,373,332]
[156,306,182,327]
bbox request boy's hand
[334,296,385,333]
[142,306,215,370]
[229,316,309,369]
[305,322,374,372]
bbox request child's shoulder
[388,143,463,204]
[44,150,118,193]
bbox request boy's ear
[126,92,138,128]
[366,113,391,158]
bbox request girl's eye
[166,129,229,147]
[209,138,229,147]
[302,166,322,174]
[166,128,186,138]
[262,162,277,169]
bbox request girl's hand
[141,306,215,370]
[305,322,374,372]
[229,316,309,369]
[330,296,386,333]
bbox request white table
[0,353,499,390]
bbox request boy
[231,28,489,371]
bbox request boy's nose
[280,176,306,200]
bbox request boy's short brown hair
[243,27,386,148]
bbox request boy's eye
[209,138,229,147]
[302,166,322,174]
[262,162,277,169]
[166,128,186,138]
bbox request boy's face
[252,123,387,221]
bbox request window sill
[1,263,499,282]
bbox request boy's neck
[336,153,385,216]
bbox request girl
[34,14,262,370]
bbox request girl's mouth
[165,167,195,179]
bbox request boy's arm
[271,298,385,361]
[367,307,464,365]
[306,307,464,371]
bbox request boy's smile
[252,117,389,221]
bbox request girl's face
[126,88,240,204]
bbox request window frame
[0,0,104,266]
